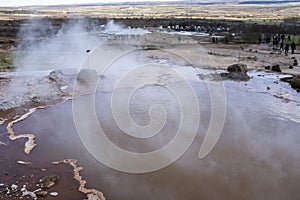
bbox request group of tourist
[271,34,296,54]
[259,34,297,54]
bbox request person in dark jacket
[285,44,289,54]
[291,42,296,54]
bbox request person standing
[280,40,284,51]
[291,42,296,54]
[285,44,290,54]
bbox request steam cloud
[13,19,127,71]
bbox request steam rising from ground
[6,17,300,200]
[13,19,128,71]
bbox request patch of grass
[208,51,231,57]
[0,10,33,15]
[239,56,258,61]
[0,52,14,69]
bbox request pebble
[11,184,18,191]
[36,190,48,197]
[17,161,31,165]
[50,192,59,197]
[60,85,68,90]
[39,174,59,189]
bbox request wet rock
[11,184,18,191]
[57,68,78,76]
[38,174,59,189]
[0,117,5,125]
[31,96,40,104]
[22,191,37,200]
[36,190,48,197]
[291,80,300,92]
[77,69,98,83]
[221,72,250,81]
[271,65,281,72]
[50,191,59,197]
[60,85,68,91]
[281,77,300,93]
[227,64,248,73]
[87,193,101,200]
[49,70,65,82]
[265,66,271,70]
[221,64,250,81]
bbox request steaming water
[8,21,300,199]
[9,66,300,200]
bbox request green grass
[0,10,34,15]
[0,52,13,69]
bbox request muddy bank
[281,75,300,93]
[0,68,105,200]
[0,124,86,200]
[0,70,68,120]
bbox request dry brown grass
[0,3,300,21]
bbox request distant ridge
[7,0,300,8]
[61,0,300,7]
[239,0,300,4]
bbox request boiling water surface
[8,66,300,200]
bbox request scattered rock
[0,117,5,125]
[267,87,271,90]
[22,191,37,200]
[221,73,250,81]
[87,193,102,200]
[57,68,78,76]
[36,190,48,197]
[31,96,40,104]
[60,85,68,90]
[289,65,294,69]
[21,185,37,200]
[271,65,281,72]
[50,191,59,197]
[265,66,271,70]
[291,80,300,92]
[77,69,98,83]
[17,161,32,165]
[281,77,300,93]
[221,64,250,81]
[39,174,59,189]
[11,184,18,191]
[227,64,248,73]
[293,60,298,66]
[49,70,65,82]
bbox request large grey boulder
[221,64,250,81]
[76,69,98,84]
[227,64,248,74]
[271,65,281,73]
